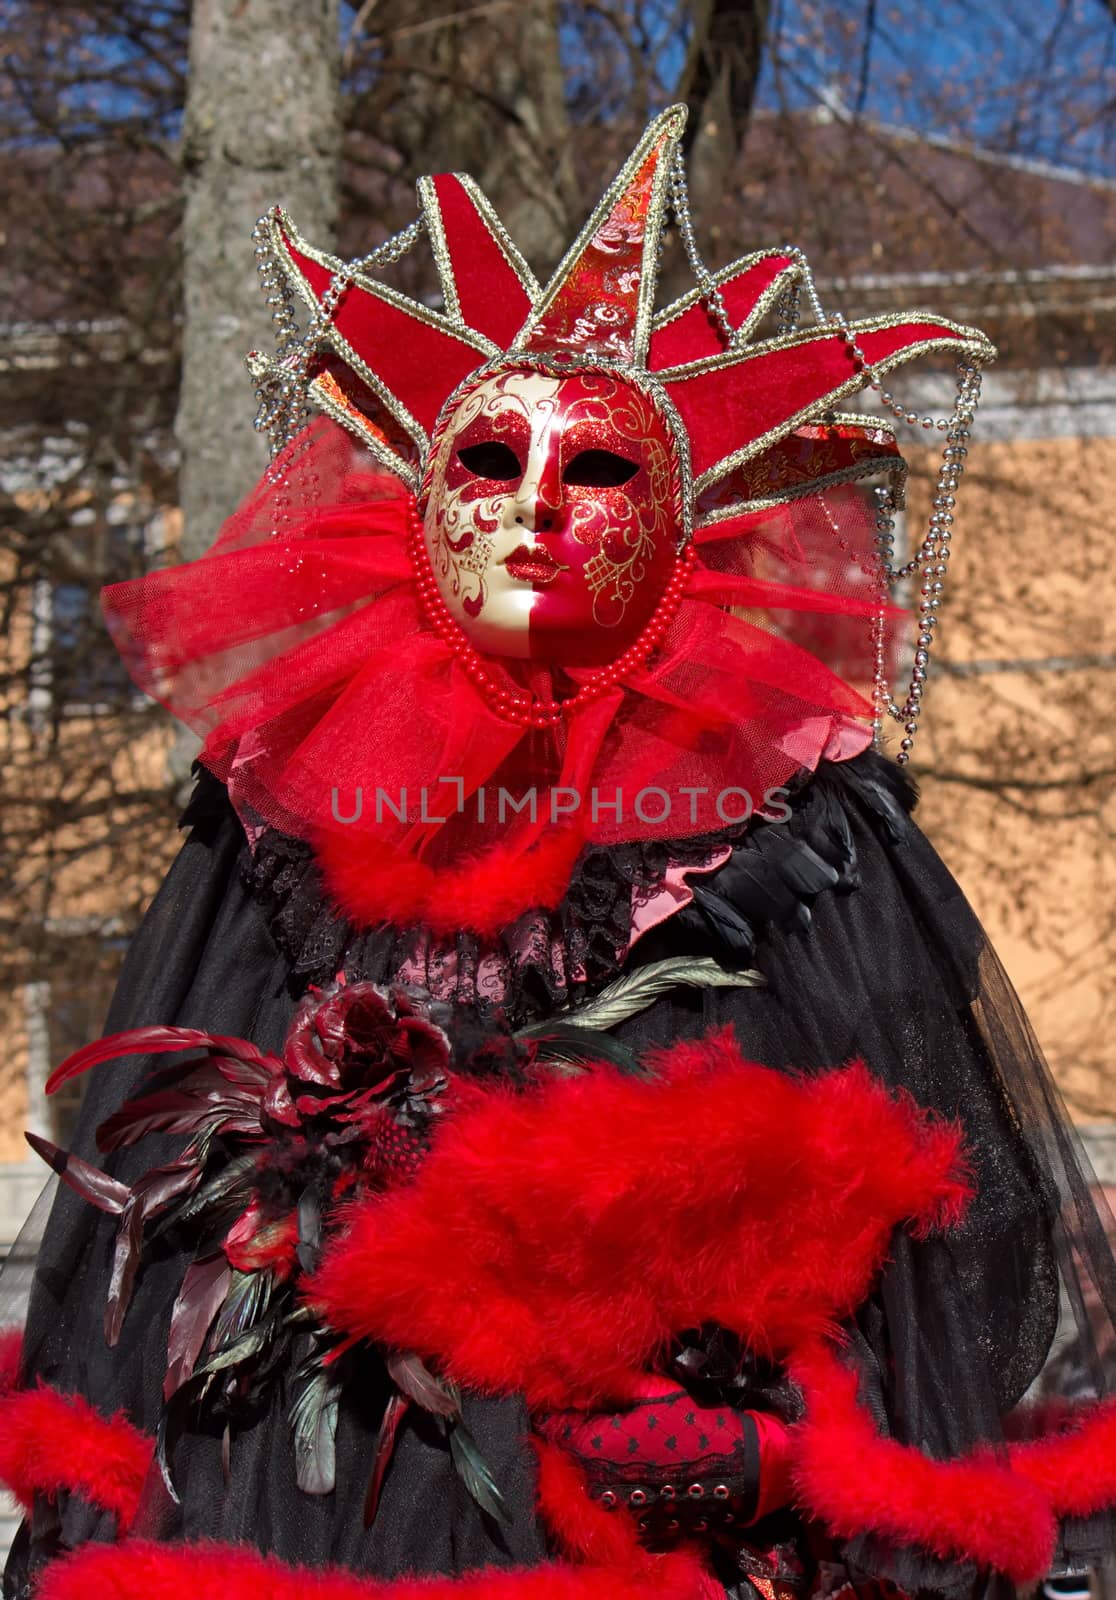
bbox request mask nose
[509,476,539,533]
[508,440,564,536]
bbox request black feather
[448,1418,511,1525]
[195,1315,276,1377]
[688,883,758,960]
[207,1268,273,1354]
[297,1186,322,1275]
[799,781,859,889]
[289,1355,341,1495]
[153,1151,257,1236]
[714,847,813,934]
[525,1023,644,1077]
[386,1351,460,1417]
[155,1401,183,1505]
[759,836,841,903]
[842,751,919,840]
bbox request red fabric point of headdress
[519,143,660,363]
[648,254,797,370]
[425,174,535,347]
[664,319,982,483]
[282,227,489,439]
[516,108,685,365]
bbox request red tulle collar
[104,420,897,935]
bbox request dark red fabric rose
[262,982,450,1137]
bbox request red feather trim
[533,1440,643,1569]
[1009,1401,1116,1517]
[788,1339,1056,1584]
[0,1380,152,1531]
[36,1538,712,1600]
[310,1031,969,1408]
[532,1443,713,1595]
[312,823,586,937]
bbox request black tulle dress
[5,752,1115,1600]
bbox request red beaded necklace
[405,501,696,729]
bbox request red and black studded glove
[534,1375,794,1545]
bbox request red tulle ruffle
[103,418,903,933]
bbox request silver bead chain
[870,485,896,747]
[669,150,740,349]
[249,207,425,467]
[869,361,983,762]
[250,212,304,459]
[667,154,975,436]
[664,164,985,766]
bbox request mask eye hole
[563,449,639,488]
[457,441,521,480]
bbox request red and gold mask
[419,367,681,665]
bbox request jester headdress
[104,106,993,932]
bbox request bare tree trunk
[177,0,342,563]
[356,0,578,271]
[678,0,770,255]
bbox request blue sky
[758,0,1115,177]
[25,1,1116,182]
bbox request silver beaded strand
[864,361,982,762]
[664,155,987,765]
[669,150,740,349]
[248,208,426,469]
[760,248,986,763]
[249,212,305,460]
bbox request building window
[29,512,159,722]
[44,579,136,710]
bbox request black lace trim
[240,825,734,1026]
[236,753,919,1028]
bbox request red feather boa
[788,1338,1055,1583]
[0,1337,151,1532]
[36,1540,713,1600]
[305,1030,1116,1580]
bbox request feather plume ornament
[32,980,455,1504]
[31,952,786,1516]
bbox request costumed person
[5,105,1116,1600]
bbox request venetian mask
[419,366,682,666]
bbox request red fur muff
[309,1028,971,1409]
[0,1328,152,1533]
